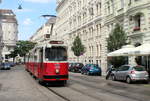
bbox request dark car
[0,63,11,70]
[81,64,102,76]
[68,63,74,71]
[9,62,16,67]
[69,63,84,73]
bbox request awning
[107,45,135,57]
[129,43,150,56]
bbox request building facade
[55,0,108,73]
[104,0,150,66]
[55,0,150,74]
[104,0,150,46]
[0,9,18,62]
[0,0,2,62]
[30,17,56,43]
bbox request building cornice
[56,0,66,11]
[126,3,150,14]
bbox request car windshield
[76,63,83,66]
[133,66,146,71]
[45,47,67,61]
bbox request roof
[0,9,15,16]
[0,9,17,23]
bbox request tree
[107,23,128,67]
[71,36,85,62]
[9,40,36,62]
[107,23,128,52]
[9,48,18,62]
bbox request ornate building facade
[0,9,18,62]
[55,0,107,73]
[55,0,150,74]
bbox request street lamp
[18,0,23,10]
[18,4,22,10]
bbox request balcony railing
[133,26,140,31]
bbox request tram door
[38,48,44,78]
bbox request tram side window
[45,47,67,61]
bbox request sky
[0,0,57,40]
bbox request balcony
[133,26,140,31]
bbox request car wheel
[111,75,116,81]
[87,72,90,75]
[126,77,132,84]
[72,69,75,72]
[144,81,149,84]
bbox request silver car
[111,65,149,84]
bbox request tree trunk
[77,56,79,62]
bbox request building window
[96,2,101,15]
[89,7,94,16]
[107,2,110,14]
[111,0,114,13]
[45,34,50,38]
[128,0,132,5]
[133,15,141,31]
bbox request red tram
[25,40,68,85]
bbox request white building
[0,9,18,62]
[55,0,150,74]
[55,0,108,74]
[30,17,56,43]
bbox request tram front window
[45,47,67,61]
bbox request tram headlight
[56,69,60,74]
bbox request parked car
[111,65,149,84]
[9,62,16,67]
[68,63,75,71]
[0,63,11,70]
[69,63,84,73]
[81,64,102,76]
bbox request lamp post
[18,0,23,10]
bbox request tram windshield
[45,47,67,61]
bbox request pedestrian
[106,65,114,80]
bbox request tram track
[47,87,71,101]
[43,75,144,101]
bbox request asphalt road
[0,65,149,101]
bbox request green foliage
[9,40,36,58]
[107,23,128,52]
[71,36,85,57]
[107,24,128,67]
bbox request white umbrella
[129,43,150,56]
[107,45,135,57]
